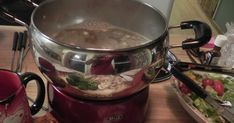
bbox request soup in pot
[53,20,149,49]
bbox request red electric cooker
[48,82,149,123]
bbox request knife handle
[17,32,24,51]
[12,32,18,51]
[21,31,27,49]
[171,65,208,99]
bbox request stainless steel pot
[0,0,211,100]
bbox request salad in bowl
[173,70,234,123]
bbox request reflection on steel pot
[0,0,211,100]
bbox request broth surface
[53,20,149,49]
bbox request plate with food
[171,62,234,123]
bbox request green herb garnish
[66,73,98,90]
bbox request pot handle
[170,20,212,49]
[20,72,45,115]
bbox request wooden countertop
[0,28,197,123]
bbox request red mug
[0,69,45,123]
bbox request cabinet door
[200,0,219,18]
[213,0,234,33]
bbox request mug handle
[170,20,212,49]
[20,72,45,115]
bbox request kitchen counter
[0,29,196,123]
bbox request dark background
[0,0,44,25]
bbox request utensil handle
[17,32,24,51]
[0,7,28,27]
[170,65,208,99]
[23,0,39,7]
[20,72,45,115]
[176,62,234,77]
[0,7,15,23]
[12,32,19,51]
[22,31,28,49]
[170,20,212,49]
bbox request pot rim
[30,0,168,52]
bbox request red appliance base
[47,83,149,123]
